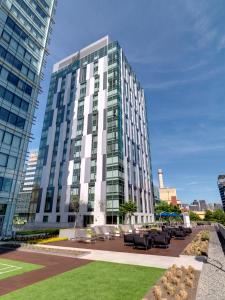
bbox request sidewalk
[28,243,203,270]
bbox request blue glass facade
[0,0,56,236]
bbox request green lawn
[1,261,165,300]
[0,258,42,280]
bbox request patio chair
[107,226,121,237]
[151,234,170,248]
[173,228,186,239]
[74,229,96,243]
[91,227,107,240]
[119,225,134,235]
[179,226,192,235]
[124,233,139,246]
[133,235,151,250]
[100,226,115,239]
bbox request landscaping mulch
[0,248,92,296]
[143,270,200,300]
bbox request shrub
[38,237,68,244]
[17,228,59,236]
[28,237,68,244]
[201,232,209,241]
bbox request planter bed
[143,265,200,300]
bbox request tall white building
[33,36,154,227]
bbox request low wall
[59,229,75,239]
[196,230,225,300]
[217,223,225,240]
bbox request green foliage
[204,209,225,225]
[17,229,59,236]
[120,200,137,224]
[154,201,181,214]
[201,231,209,241]
[204,210,214,221]
[70,194,80,213]
[189,211,201,221]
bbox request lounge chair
[100,226,115,239]
[107,226,120,237]
[91,227,107,240]
[119,225,134,235]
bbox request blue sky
[29,0,225,203]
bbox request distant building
[207,203,214,211]
[199,200,207,211]
[15,150,38,221]
[217,175,225,211]
[189,204,199,212]
[192,200,200,210]
[158,169,181,206]
[214,203,223,210]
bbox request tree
[204,209,225,225]
[70,194,80,228]
[189,211,201,221]
[204,210,214,221]
[213,209,225,225]
[119,200,137,224]
[155,201,181,214]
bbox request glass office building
[0,0,56,236]
[34,36,154,227]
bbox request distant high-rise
[15,150,38,221]
[199,200,207,211]
[192,200,200,211]
[214,203,223,210]
[33,36,154,227]
[217,175,225,211]
[0,0,56,236]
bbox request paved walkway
[196,231,225,300]
[30,243,203,270]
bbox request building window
[0,153,8,167]
[0,66,32,96]
[0,177,13,193]
[43,215,48,223]
[56,215,60,223]
[3,132,12,145]
[68,215,75,223]
[0,107,25,129]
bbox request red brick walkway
[0,250,91,296]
